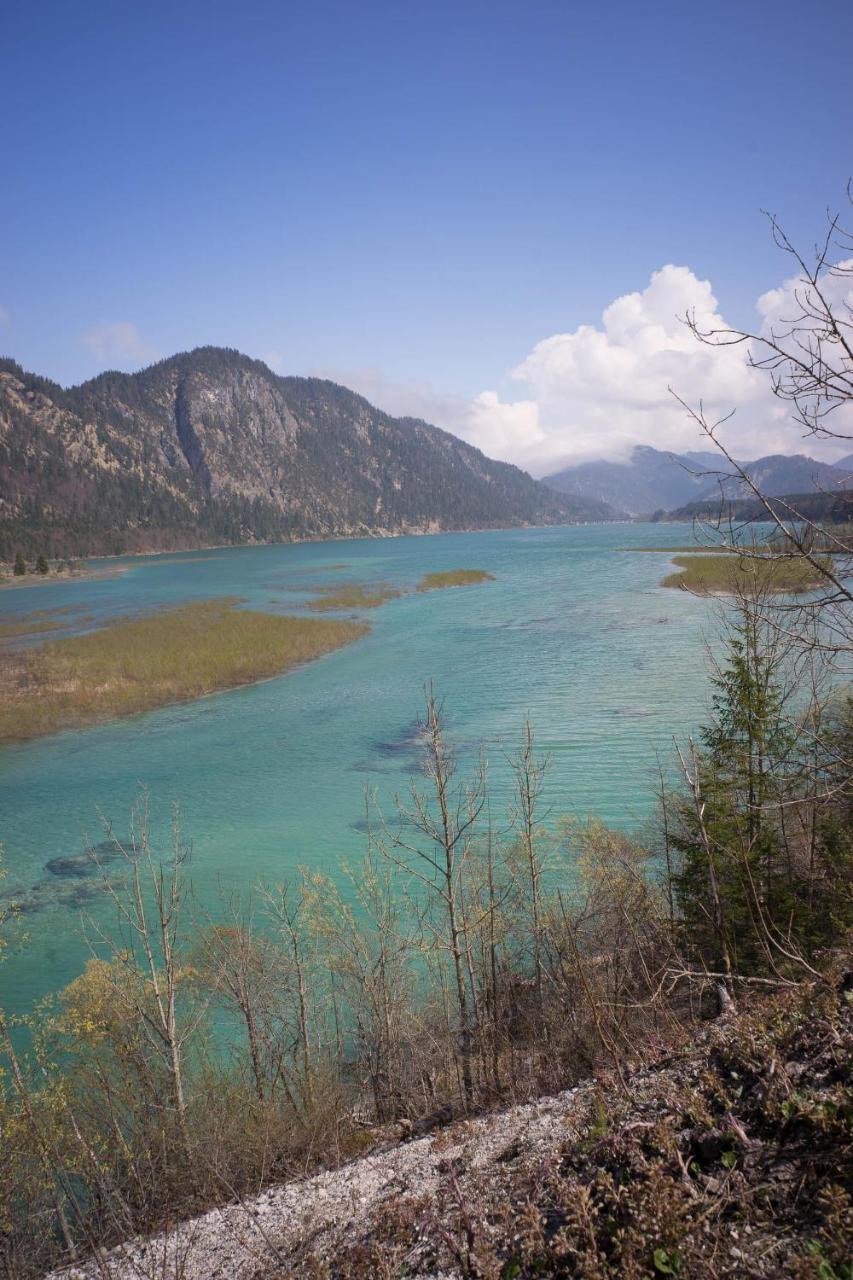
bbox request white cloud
[461,265,799,474]
[82,321,159,367]
[307,262,853,476]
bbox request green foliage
[34,554,48,574]
[669,603,853,976]
[13,551,26,575]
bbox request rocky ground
[51,978,852,1280]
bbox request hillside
[0,348,614,559]
[544,446,741,516]
[544,445,852,518]
[51,979,852,1280]
[665,488,853,524]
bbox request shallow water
[1,524,716,1017]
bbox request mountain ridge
[544,443,853,517]
[0,347,616,559]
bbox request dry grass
[416,568,495,592]
[306,583,402,611]
[662,553,827,594]
[0,598,368,744]
[0,618,63,639]
[628,544,757,553]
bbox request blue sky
[2,0,851,469]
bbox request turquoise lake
[1,523,717,1018]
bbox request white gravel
[48,1080,597,1280]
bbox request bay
[0,522,714,1017]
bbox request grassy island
[417,568,495,592]
[307,583,402,611]
[0,598,367,744]
[662,552,826,595]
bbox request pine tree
[670,600,793,974]
[35,554,49,575]
[13,552,26,576]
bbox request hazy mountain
[833,452,853,471]
[544,445,852,517]
[691,454,853,505]
[0,348,616,559]
[543,445,740,517]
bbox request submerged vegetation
[416,568,495,591]
[1,580,850,1275]
[662,551,826,594]
[0,598,367,744]
[306,582,403,611]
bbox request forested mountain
[0,348,615,559]
[665,487,853,524]
[544,444,853,517]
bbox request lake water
[1,523,716,1018]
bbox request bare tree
[88,805,199,1167]
[381,688,487,1106]
[672,189,853,664]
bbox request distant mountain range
[544,446,853,517]
[0,348,614,559]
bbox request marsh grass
[0,618,63,639]
[307,583,403,611]
[662,553,826,594]
[416,568,495,592]
[629,544,763,553]
[0,597,367,744]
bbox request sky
[2,0,852,473]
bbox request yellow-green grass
[306,583,403,611]
[628,544,765,554]
[416,569,496,592]
[0,618,64,639]
[662,553,828,595]
[0,598,368,745]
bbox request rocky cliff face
[0,348,615,558]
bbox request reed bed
[416,568,495,592]
[307,583,402,610]
[0,597,367,743]
[0,618,63,638]
[662,552,826,594]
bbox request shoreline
[0,516,644,576]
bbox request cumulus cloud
[308,262,853,475]
[461,265,802,474]
[322,266,827,474]
[82,321,159,368]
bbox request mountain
[543,445,740,517]
[544,445,852,517]
[833,452,853,470]
[665,488,853,524]
[690,453,853,505]
[0,348,616,559]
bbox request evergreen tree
[670,600,793,974]
[13,551,26,575]
[35,554,49,575]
